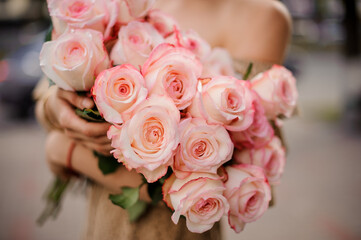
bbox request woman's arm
[46,131,150,200]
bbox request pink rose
[108,95,180,182]
[173,117,233,178]
[110,21,164,68]
[48,0,111,38]
[224,165,271,233]
[92,64,148,124]
[250,65,298,119]
[166,29,211,61]
[146,9,179,37]
[163,173,229,233]
[233,136,286,185]
[188,76,255,131]
[229,95,274,149]
[201,47,236,78]
[142,43,202,110]
[40,28,110,91]
[110,0,155,24]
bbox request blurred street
[1,48,361,240]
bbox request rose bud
[233,136,286,185]
[173,117,233,178]
[108,95,180,183]
[163,173,229,233]
[229,94,274,150]
[224,164,271,233]
[40,28,110,91]
[47,0,112,38]
[201,47,236,78]
[142,43,202,110]
[92,64,148,124]
[188,76,255,132]
[166,29,211,61]
[250,65,298,119]
[146,9,180,37]
[110,21,164,68]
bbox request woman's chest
[153,0,226,46]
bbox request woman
[35,0,291,239]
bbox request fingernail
[82,98,94,109]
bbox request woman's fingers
[77,140,114,156]
[57,88,94,109]
[64,129,111,144]
[48,88,113,154]
[57,102,111,137]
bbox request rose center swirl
[111,78,134,100]
[193,198,217,215]
[60,41,86,67]
[143,118,164,146]
[165,72,184,100]
[67,1,89,17]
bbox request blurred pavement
[1,49,361,240]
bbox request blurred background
[0,0,360,239]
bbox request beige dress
[80,61,272,240]
[82,183,221,240]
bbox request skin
[45,88,113,155]
[41,0,292,198]
[155,0,291,63]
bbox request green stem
[243,62,254,80]
[37,177,70,226]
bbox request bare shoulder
[224,0,292,33]
[221,0,292,63]
[261,0,292,33]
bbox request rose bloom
[163,173,229,233]
[110,0,155,24]
[110,21,164,68]
[40,28,110,91]
[108,95,180,183]
[92,64,148,124]
[146,9,180,37]
[224,164,271,233]
[229,95,274,150]
[188,76,255,131]
[47,0,112,38]
[173,117,234,178]
[201,47,236,78]
[166,29,211,61]
[233,136,286,185]
[142,43,202,110]
[250,65,298,119]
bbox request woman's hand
[46,88,113,156]
[46,131,151,202]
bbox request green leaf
[243,62,253,80]
[37,177,70,226]
[44,24,53,42]
[94,151,120,175]
[109,186,140,209]
[75,108,104,122]
[128,200,147,222]
[48,78,55,87]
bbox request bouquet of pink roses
[38,0,298,233]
